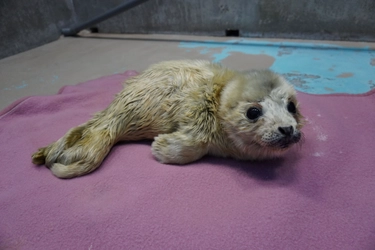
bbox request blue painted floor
[1,35,374,110]
[179,40,375,95]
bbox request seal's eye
[246,107,262,120]
[287,101,296,114]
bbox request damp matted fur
[32,60,304,178]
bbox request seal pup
[32,60,304,178]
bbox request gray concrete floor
[1,34,374,110]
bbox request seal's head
[219,69,304,160]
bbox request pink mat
[1,71,375,249]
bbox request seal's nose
[278,126,294,137]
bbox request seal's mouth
[262,132,302,150]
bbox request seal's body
[32,60,304,178]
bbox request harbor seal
[32,60,304,178]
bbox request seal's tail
[32,124,115,178]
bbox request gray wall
[1,0,375,59]
[0,0,76,59]
[77,0,375,40]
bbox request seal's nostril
[278,126,293,136]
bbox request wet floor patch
[179,40,375,94]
